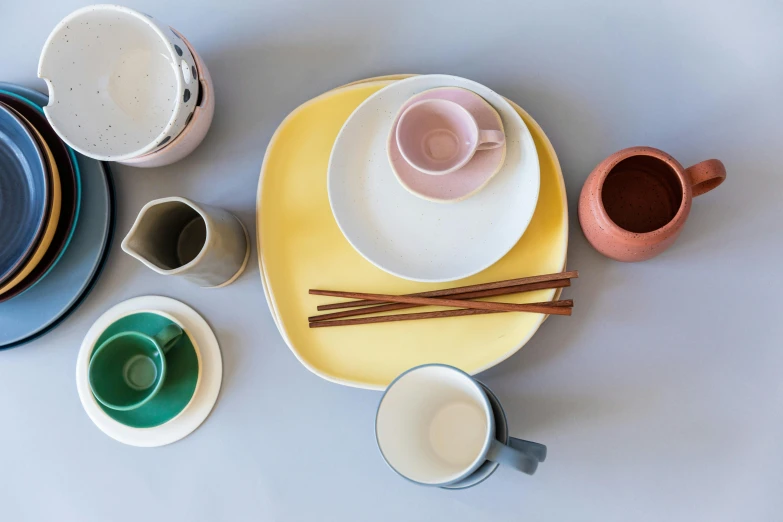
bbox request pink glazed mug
[396,99,505,175]
[578,146,726,262]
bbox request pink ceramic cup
[395,99,505,175]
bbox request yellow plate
[0,110,61,295]
[260,76,566,322]
[257,78,567,389]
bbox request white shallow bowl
[38,5,198,161]
[328,75,540,282]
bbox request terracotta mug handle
[685,159,726,197]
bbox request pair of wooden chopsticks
[307,270,577,328]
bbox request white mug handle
[477,130,505,150]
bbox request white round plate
[328,74,540,282]
[76,296,222,447]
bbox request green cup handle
[487,438,545,475]
[153,324,183,353]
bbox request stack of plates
[0,83,114,350]
[256,75,569,389]
[0,89,75,303]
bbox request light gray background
[1,0,781,520]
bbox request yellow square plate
[257,76,568,390]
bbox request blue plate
[0,83,114,349]
[0,90,82,293]
[0,91,80,302]
[0,104,49,283]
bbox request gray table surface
[2,0,781,520]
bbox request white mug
[375,364,546,487]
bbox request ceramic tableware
[0,92,79,302]
[119,28,214,168]
[442,383,507,489]
[38,5,198,161]
[90,311,200,428]
[441,382,547,489]
[0,107,61,297]
[89,323,183,411]
[376,364,546,487]
[77,296,221,447]
[257,78,567,389]
[328,74,540,282]
[339,75,420,88]
[389,87,506,202]
[0,83,113,350]
[122,197,249,288]
[257,77,524,325]
[579,146,726,262]
[0,104,48,284]
[396,98,504,175]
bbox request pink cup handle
[477,130,505,150]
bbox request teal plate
[90,312,200,428]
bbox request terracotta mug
[579,147,726,262]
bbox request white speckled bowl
[38,5,198,161]
[119,28,214,168]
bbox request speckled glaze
[328,75,539,282]
[119,28,213,168]
[38,5,197,161]
[579,146,726,262]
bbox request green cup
[89,324,183,411]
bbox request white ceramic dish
[76,296,222,447]
[38,5,198,161]
[328,75,540,282]
[118,27,214,168]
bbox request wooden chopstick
[309,300,573,328]
[307,290,573,316]
[308,278,570,323]
[314,270,578,311]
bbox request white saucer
[328,74,540,283]
[76,296,222,447]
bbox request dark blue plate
[0,83,114,349]
[0,104,49,283]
